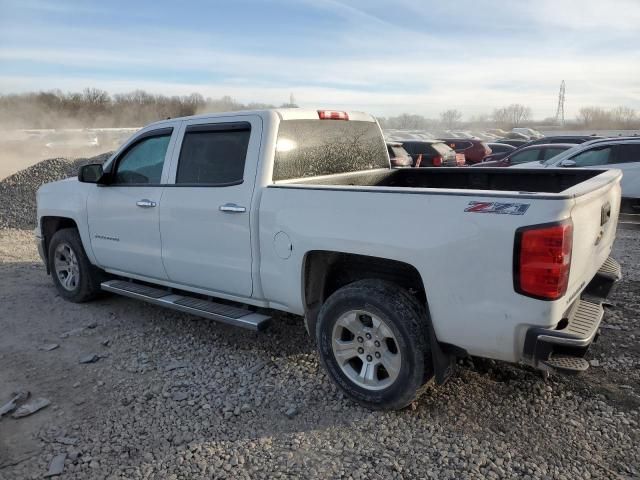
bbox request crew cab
[36,109,622,410]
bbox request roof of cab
[146,108,377,128]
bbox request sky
[0,0,639,119]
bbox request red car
[438,138,491,165]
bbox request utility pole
[554,80,565,126]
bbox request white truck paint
[36,109,623,409]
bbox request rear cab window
[273,119,388,181]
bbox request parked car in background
[399,140,459,167]
[438,138,491,164]
[483,143,516,161]
[386,142,413,167]
[474,132,500,141]
[476,143,573,167]
[493,135,605,161]
[524,135,603,146]
[450,131,479,140]
[503,131,530,140]
[495,138,529,148]
[512,137,640,206]
[512,127,544,139]
[487,128,509,137]
[42,131,100,153]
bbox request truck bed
[263,165,621,362]
[278,167,603,195]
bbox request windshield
[273,119,389,181]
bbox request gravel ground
[0,227,638,480]
[0,154,638,478]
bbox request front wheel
[316,279,433,410]
[48,228,104,303]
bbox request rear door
[159,115,262,297]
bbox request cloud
[524,0,640,32]
[0,0,638,119]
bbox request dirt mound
[0,152,112,230]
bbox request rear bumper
[523,257,622,370]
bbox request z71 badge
[465,201,530,215]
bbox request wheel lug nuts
[374,340,380,347]
[357,336,364,343]
[358,347,364,354]
[365,333,372,339]
[366,355,373,362]
[375,352,381,359]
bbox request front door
[159,116,261,297]
[87,127,177,280]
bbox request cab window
[114,132,172,185]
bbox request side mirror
[559,159,577,168]
[78,163,104,183]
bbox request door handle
[219,203,246,213]
[136,199,157,208]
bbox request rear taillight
[514,220,573,300]
[432,155,442,167]
[318,110,349,120]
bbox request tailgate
[566,174,621,303]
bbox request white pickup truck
[36,109,622,409]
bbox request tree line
[380,103,639,130]
[0,88,297,129]
[1,88,638,131]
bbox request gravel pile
[0,152,111,230]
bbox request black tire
[48,228,104,303]
[316,279,433,410]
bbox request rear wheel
[316,279,432,410]
[48,228,104,303]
